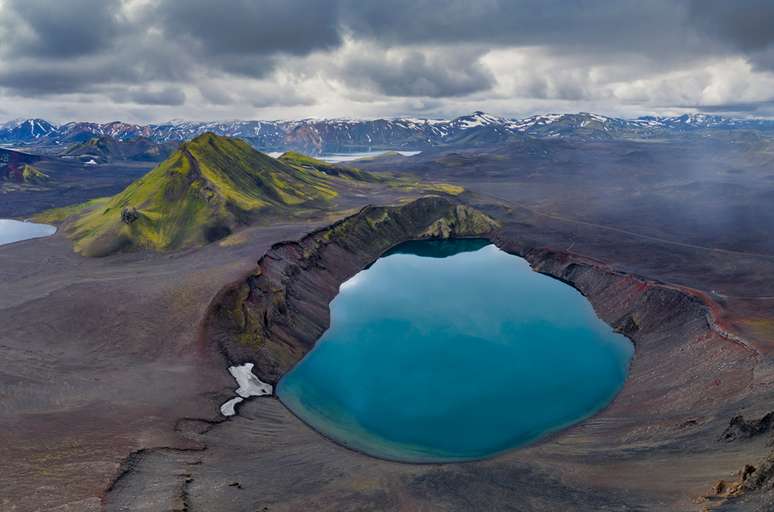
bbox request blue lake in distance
[277,239,634,462]
[0,219,56,247]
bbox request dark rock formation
[742,454,774,492]
[721,412,774,443]
[120,207,139,225]
[708,451,774,510]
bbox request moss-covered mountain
[61,133,389,256]
[62,135,177,163]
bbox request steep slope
[62,136,177,163]
[65,133,342,256]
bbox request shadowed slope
[62,135,177,163]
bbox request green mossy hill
[278,151,383,183]
[344,150,405,163]
[66,133,343,256]
[63,136,176,163]
[20,164,50,184]
[63,136,122,163]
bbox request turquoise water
[278,239,633,462]
[0,219,56,246]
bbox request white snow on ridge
[455,111,505,129]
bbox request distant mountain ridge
[4,111,774,153]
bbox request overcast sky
[2,0,774,123]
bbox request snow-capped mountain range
[2,111,772,154]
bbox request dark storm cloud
[687,0,774,71]
[110,86,187,106]
[214,55,279,79]
[250,90,316,108]
[0,0,343,100]
[341,1,704,60]
[695,103,764,114]
[155,0,342,57]
[688,0,774,52]
[339,48,495,97]
[0,64,109,95]
[0,54,173,96]
[4,0,126,58]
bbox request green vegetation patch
[32,197,109,224]
[278,151,384,183]
[64,133,354,256]
[20,164,50,184]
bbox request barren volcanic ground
[2,137,774,511]
[0,157,155,219]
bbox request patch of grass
[219,230,250,247]
[279,151,384,183]
[423,182,465,195]
[32,197,109,224]
[391,180,464,196]
[21,164,49,184]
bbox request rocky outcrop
[706,414,774,509]
[721,412,774,443]
[120,207,139,225]
[205,196,498,382]
[740,454,774,493]
[706,451,774,510]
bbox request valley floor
[2,170,774,510]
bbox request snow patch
[219,362,273,417]
[230,363,273,398]
[220,397,244,417]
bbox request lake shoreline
[276,239,633,463]
[0,218,57,247]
